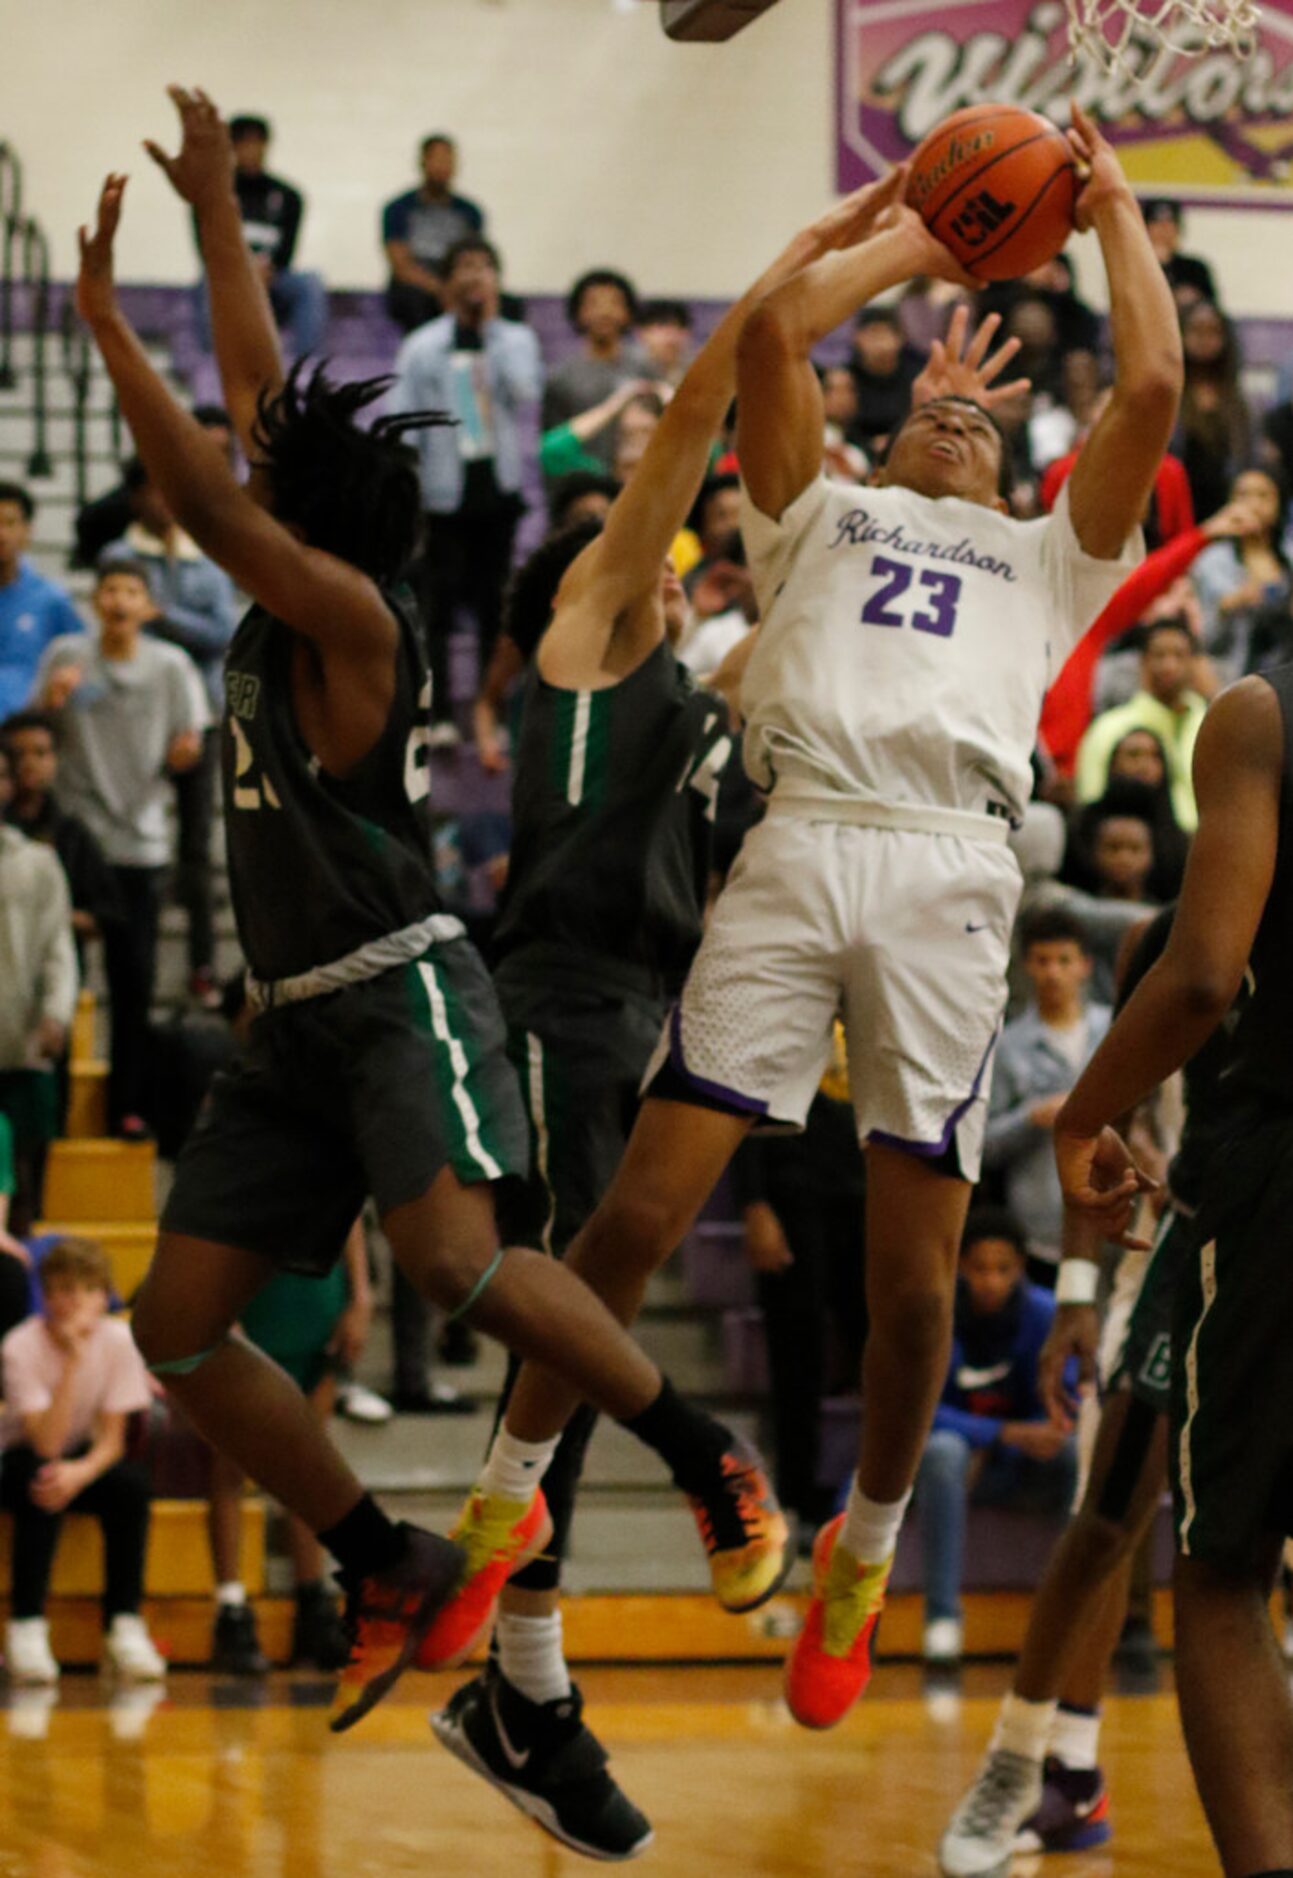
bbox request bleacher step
[41,1138,156,1222]
[0,1499,264,1599]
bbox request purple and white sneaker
[1015,1759,1112,1855]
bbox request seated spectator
[0,1236,163,1685]
[542,268,647,470]
[1075,617,1206,830]
[1041,393,1194,551]
[1142,198,1218,311]
[1024,251,1101,360]
[196,114,326,357]
[732,1030,867,1532]
[34,554,206,1137]
[2,709,121,954]
[1074,794,1158,906]
[0,483,83,719]
[547,471,618,532]
[848,305,922,455]
[209,1219,370,1676]
[1190,466,1290,678]
[382,134,486,334]
[820,366,870,481]
[114,459,237,1002]
[393,237,541,742]
[896,274,958,355]
[0,742,77,1234]
[72,408,233,571]
[539,380,664,485]
[635,298,693,388]
[915,1208,1077,1664]
[1175,300,1251,522]
[1101,737,1189,897]
[984,908,1111,1270]
[1038,487,1254,782]
[677,474,755,673]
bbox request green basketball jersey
[494,641,732,997]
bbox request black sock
[318,1495,405,1581]
[620,1375,733,1496]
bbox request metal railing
[0,142,23,390]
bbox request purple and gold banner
[836,0,1293,206]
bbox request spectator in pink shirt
[0,1236,163,1684]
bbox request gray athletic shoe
[939,1748,1045,1877]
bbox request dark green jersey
[494,641,732,998]
[221,592,439,981]
[1229,663,1293,1110]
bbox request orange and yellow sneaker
[329,1522,466,1734]
[687,1436,796,1614]
[784,1512,892,1730]
[415,1486,552,1671]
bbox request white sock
[216,1582,247,1608]
[991,1691,1058,1764]
[497,1610,572,1707]
[478,1427,560,1503]
[1049,1704,1101,1771]
[840,1478,912,1564]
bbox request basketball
[907,103,1077,283]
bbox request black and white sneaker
[430,1664,653,1861]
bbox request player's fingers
[977,332,1021,381]
[944,301,969,360]
[168,83,195,118]
[142,141,174,174]
[983,375,1032,408]
[964,310,1001,369]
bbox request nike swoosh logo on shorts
[489,1680,531,1770]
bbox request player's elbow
[1175,960,1242,1023]
[1117,354,1183,426]
[738,296,808,374]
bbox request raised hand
[808,164,912,255]
[75,173,127,328]
[1066,100,1135,232]
[143,85,234,211]
[911,305,1032,414]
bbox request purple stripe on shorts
[667,1004,769,1118]
[869,1023,1000,1160]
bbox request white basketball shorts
[650,813,1022,1183]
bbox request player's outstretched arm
[144,86,285,461]
[1062,103,1183,559]
[77,178,395,693]
[557,169,913,648]
[1056,676,1282,1205]
[736,192,973,521]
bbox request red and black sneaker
[329,1523,466,1733]
[687,1436,796,1614]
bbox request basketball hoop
[1064,0,1261,76]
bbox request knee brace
[445,1248,506,1324]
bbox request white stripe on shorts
[1177,1235,1219,1557]
[417,961,503,1181]
[525,1032,556,1255]
[567,692,592,806]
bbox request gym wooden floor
[0,1663,1215,1877]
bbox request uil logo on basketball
[949,189,1017,249]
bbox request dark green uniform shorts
[494,971,664,1260]
[1110,1201,1198,1416]
[162,938,528,1277]
[1170,1104,1293,1565]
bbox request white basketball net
[1066,0,1261,74]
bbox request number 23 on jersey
[861,555,962,639]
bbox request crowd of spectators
[1,119,1289,1676]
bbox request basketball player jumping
[73,88,800,1728]
[426,101,1181,1732]
[1053,667,1293,1878]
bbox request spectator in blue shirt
[0,484,83,720]
[382,134,486,335]
[915,1209,1077,1664]
[392,237,541,740]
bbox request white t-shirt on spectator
[0,1314,151,1453]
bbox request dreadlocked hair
[251,360,451,583]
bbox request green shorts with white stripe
[1170,1100,1293,1566]
[162,936,529,1277]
